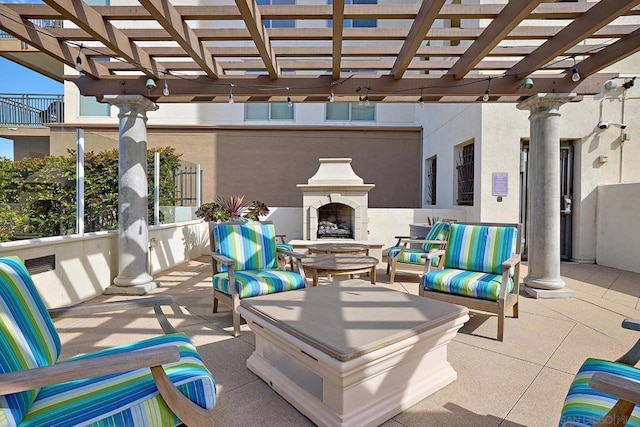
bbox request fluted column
[103,95,159,295]
[517,94,575,299]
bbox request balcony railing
[0,94,64,126]
[0,19,62,38]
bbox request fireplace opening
[317,203,354,239]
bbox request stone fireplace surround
[297,158,374,241]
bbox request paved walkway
[54,258,640,426]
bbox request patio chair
[211,221,308,336]
[559,318,640,426]
[387,221,451,283]
[420,222,521,341]
[0,256,217,427]
[276,233,295,270]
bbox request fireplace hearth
[298,158,374,241]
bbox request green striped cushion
[422,268,513,301]
[420,221,451,252]
[387,247,440,267]
[213,270,305,299]
[276,243,294,252]
[560,358,640,427]
[20,333,217,427]
[213,223,278,272]
[0,256,61,426]
[444,224,518,275]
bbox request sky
[1,0,61,160]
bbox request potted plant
[196,195,269,223]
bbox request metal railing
[0,94,64,126]
[174,163,201,207]
[0,19,62,38]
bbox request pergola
[1,0,639,296]
[0,1,639,103]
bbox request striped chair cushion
[559,358,640,427]
[213,270,305,299]
[422,268,513,301]
[444,224,518,275]
[19,333,217,427]
[276,243,294,252]
[420,221,451,252]
[387,247,440,267]
[213,222,278,272]
[0,256,61,426]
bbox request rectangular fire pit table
[238,279,469,427]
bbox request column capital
[101,94,159,112]
[516,93,578,114]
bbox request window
[79,95,110,117]
[427,157,437,205]
[257,0,295,28]
[456,143,474,206]
[328,0,377,28]
[245,103,294,120]
[326,103,375,121]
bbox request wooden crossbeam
[42,0,161,79]
[138,0,221,79]
[234,0,279,79]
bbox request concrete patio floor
[54,257,640,427]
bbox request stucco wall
[0,220,206,308]
[596,183,640,273]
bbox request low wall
[596,183,640,273]
[0,220,207,308]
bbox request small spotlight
[571,67,580,82]
[482,89,490,102]
[522,78,534,90]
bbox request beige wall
[596,183,640,273]
[49,126,423,208]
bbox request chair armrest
[422,249,446,260]
[277,247,305,259]
[590,372,640,404]
[501,253,521,269]
[398,238,446,246]
[623,319,640,332]
[0,346,180,395]
[49,295,173,318]
[212,252,235,266]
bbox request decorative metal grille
[456,143,474,206]
[427,157,437,205]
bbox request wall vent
[25,255,55,275]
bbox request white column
[102,95,159,295]
[517,93,575,299]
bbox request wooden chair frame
[0,295,215,426]
[419,222,522,341]
[210,221,308,337]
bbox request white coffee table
[238,280,469,427]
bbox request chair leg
[386,262,391,275]
[213,296,219,313]
[497,299,505,341]
[232,294,241,337]
[513,300,519,318]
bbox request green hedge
[0,147,181,241]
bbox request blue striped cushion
[388,247,440,267]
[420,221,451,252]
[20,333,217,427]
[0,256,61,426]
[213,223,278,272]
[559,358,640,427]
[276,243,294,252]
[213,270,305,299]
[444,224,518,275]
[422,268,513,301]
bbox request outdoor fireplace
[298,158,374,241]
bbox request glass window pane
[246,103,269,120]
[351,104,375,121]
[79,95,110,117]
[270,103,294,119]
[326,103,349,120]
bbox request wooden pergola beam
[0,4,103,79]
[508,0,640,79]
[138,0,221,79]
[391,0,446,79]
[447,0,543,80]
[42,0,161,79]
[332,0,345,80]
[576,27,640,79]
[234,0,279,79]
